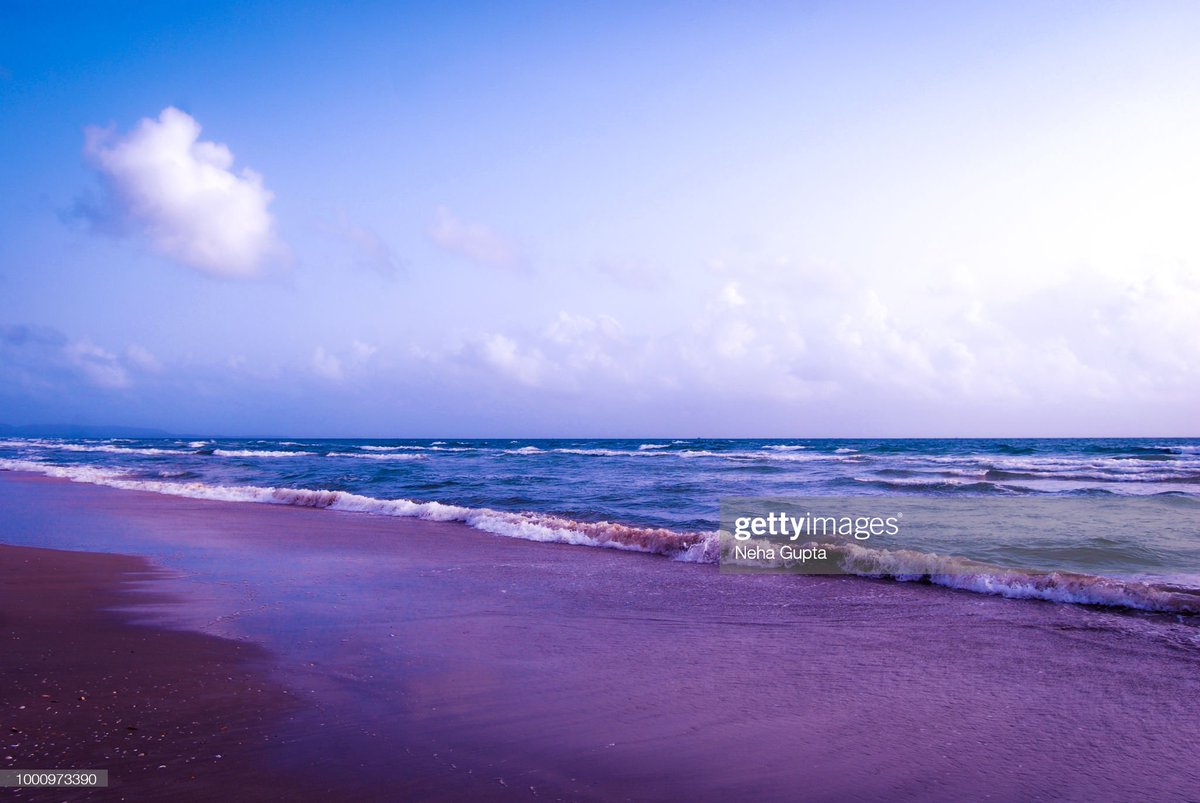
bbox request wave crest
[0,458,708,561]
[3,458,1194,615]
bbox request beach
[2,469,1199,801]
[8,1,1200,799]
[0,541,311,801]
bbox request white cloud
[452,313,634,391]
[719,281,746,307]
[84,107,283,278]
[125,344,161,372]
[480,334,545,386]
[0,325,145,392]
[350,340,379,361]
[66,341,130,389]
[544,311,622,345]
[311,341,378,381]
[423,248,1200,433]
[311,346,344,381]
[428,207,519,269]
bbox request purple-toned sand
[2,470,1199,801]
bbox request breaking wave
[853,477,1031,494]
[556,447,644,457]
[0,458,713,562]
[3,452,1197,616]
[724,539,1200,614]
[0,441,193,457]
[327,451,426,461]
[211,449,313,458]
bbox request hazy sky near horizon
[2,1,1199,436]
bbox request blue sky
[2,1,1199,436]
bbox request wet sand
[0,543,309,801]
[2,470,1200,801]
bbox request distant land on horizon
[0,423,177,439]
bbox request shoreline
[5,457,1198,614]
[3,470,1200,800]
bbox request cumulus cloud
[125,344,162,372]
[311,341,378,381]
[458,313,633,390]
[421,248,1200,434]
[350,340,378,361]
[428,207,519,269]
[479,334,545,386]
[685,255,1200,418]
[66,341,130,389]
[82,107,283,278]
[719,281,746,307]
[311,347,344,381]
[544,311,622,345]
[0,324,154,392]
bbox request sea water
[3,436,1198,611]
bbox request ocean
[3,436,1199,613]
